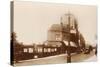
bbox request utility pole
[75,19,81,53]
[67,13,71,63]
[60,17,64,53]
[42,42,45,57]
[60,12,71,63]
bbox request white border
[0,0,99,67]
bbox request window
[38,48,42,52]
[29,48,33,53]
[48,48,51,52]
[39,48,42,52]
[44,48,47,52]
[55,33,61,41]
[24,48,27,52]
[55,48,57,51]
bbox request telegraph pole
[67,12,71,63]
[60,12,71,63]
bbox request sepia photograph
[10,1,97,66]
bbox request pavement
[14,51,97,66]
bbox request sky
[14,1,97,45]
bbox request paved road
[14,51,97,66]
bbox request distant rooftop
[49,24,69,32]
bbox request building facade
[47,13,79,48]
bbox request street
[14,51,97,66]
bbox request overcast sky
[14,1,97,45]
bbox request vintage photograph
[11,1,97,66]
